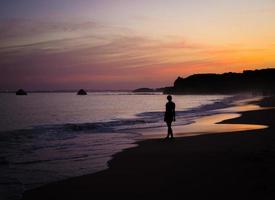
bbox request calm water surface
[0,92,228,132]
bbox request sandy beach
[23,96,275,199]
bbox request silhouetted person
[164,95,175,139]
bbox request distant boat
[16,89,27,95]
[77,89,87,95]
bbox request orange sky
[1,0,275,90]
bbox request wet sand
[141,97,269,139]
[23,96,275,199]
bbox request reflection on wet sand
[142,113,267,139]
[142,100,269,139]
[175,113,267,137]
[217,104,262,113]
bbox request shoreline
[139,95,268,139]
[23,96,275,199]
[0,94,240,200]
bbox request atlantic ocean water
[0,92,235,200]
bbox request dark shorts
[164,113,173,122]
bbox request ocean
[0,92,234,200]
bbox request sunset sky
[1,0,275,90]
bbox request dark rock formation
[133,88,155,92]
[16,89,27,95]
[77,89,87,95]
[164,68,275,94]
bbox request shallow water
[0,92,229,132]
[141,100,268,139]
[0,92,250,200]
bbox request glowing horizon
[1,0,275,90]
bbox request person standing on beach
[164,95,176,139]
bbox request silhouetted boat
[77,89,87,95]
[16,89,27,95]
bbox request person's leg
[167,121,172,138]
[170,122,174,139]
[165,122,170,139]
[169,122,174,139]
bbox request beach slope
[23,97,275,199]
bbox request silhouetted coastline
[133,88,155,92]
[163,68,275,94]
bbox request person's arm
[173,103,176,121]
[164,104,167,121]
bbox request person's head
[167,95,172,101]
